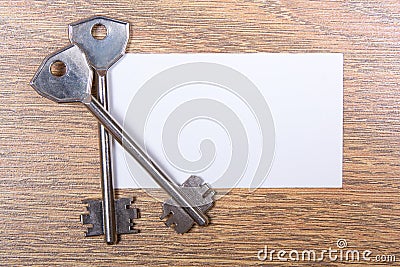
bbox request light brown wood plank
[0,0,399,266]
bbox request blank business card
[108,53,343,189]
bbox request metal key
[69,16,129,244]
[31,45,210,230]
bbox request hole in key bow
[91,23,107,40]
[50,60,67,77]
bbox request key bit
[81,198,139,237]
[161,176,215,234]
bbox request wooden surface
[0,0,399,266]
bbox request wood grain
[0,0,399,266]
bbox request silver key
[31,45,211,231]
[69,16,129,245]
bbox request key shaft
[97,71,117,244]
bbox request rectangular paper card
[108,53,343,189]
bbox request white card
[108,53,343,189]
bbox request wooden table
[0,1,399,266]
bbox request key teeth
[203,187,216,201]
[128,222,139,234]
[160,202,173,220]
[129,219,139,233]
[160,204,183,233]
[124,199,139,220]
[80,214,90,225]
[162,212,190,234]
[129,208,139,219]
[164,217,176,228]
[128,209,139,234]
[198,183,213,196]
[81,198,140,237]
[81,199,104,237]
[160,211,169,220]
[115,197,140,235]
[161,176,215,234]
[182,175,203,187]
[85,227,97,237]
